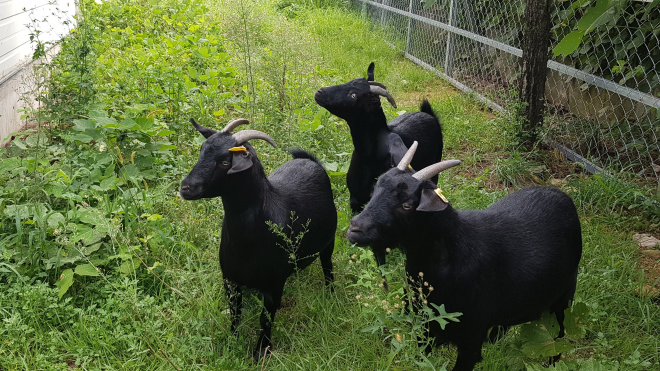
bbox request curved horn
[220,118,249,133]
[396,141,418,171]
[412,160,462,181]
[368,81,387,90]
[190,118,217,139]
[232,130,277,148]
[370,85,397,108]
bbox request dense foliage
[0,0,658,370]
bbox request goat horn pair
[369,84,397,108]
[396,141,461,181]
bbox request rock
[641,250,660,260]
[633,233,660,249]
[652,164,660,173]
[550,178,568,187]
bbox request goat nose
[181,184,190,190]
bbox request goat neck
[220,162,273,217]
[347,110,390,155]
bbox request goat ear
[190,118,216,139]
[417,188,449,212]
[388,133,409,168]
[367,62,375,81]
[227,152,253,174]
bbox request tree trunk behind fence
[519,0,552,149]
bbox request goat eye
[402,203,412,210]
[221,161,230,166]
[350,93,357,99]
[241,152,249,158]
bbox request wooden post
[519,0,552,149]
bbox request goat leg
[452,339,484,371]
[254,291,282,361]
[320,238,335,292]
[224,279,243,334]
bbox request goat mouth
[179,189,204,200]
[346,227,377,246]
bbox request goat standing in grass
[180,118,337,360]
[315,63,443,278]
[347,141,582,371]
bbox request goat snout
[179,181,203,200]
[314,88,326,104]
[346,221,377,246]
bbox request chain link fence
[350,0,660,193]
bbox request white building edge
[0,0,75,142]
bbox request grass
[0,0,659,370]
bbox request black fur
[347,167,582,371]
[289,147,323,166]
[180,125,337,360]
[314,63,443,273]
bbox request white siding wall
[0,0,74,80]
[0,0,74,141]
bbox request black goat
[315,62,443,271]
[180,118,337,360]
[347,142,583,371]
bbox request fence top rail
[356,0,660,110]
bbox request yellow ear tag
[408,164,413,169]
[228,146,247,152]
[434,188,449,203]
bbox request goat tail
[419,99,437,118]
[288,148,324,167]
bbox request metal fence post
[444,0,459,77]
[405,0,414,54]
[380,0,390,26]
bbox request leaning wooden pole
[519,0,552,149]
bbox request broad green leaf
[96,117,119,127]
[47,212,66,229]
[104,163,116,177]
[520,313,575,358]
[553,30,585,57]
[577,0,610,30]
[135,117,154,131]
[99,176,118,191]
[4,205,29,219]
[44,183,64,197]
[78,208,106,225]
[71,224,106,245]
[75,263,99,276]
[73,119,96,132]
[119,260,139,275]
[117,119,138,129]
[324,162,338,172]
[82,242,103,256]
[70,134,94,143]
[12,139,27,149]
[146,214,162,221]
[187,66,198,78]
[55,269,74,299]
[88,110,108,118]
[120,164,142,183]
[423,0,438,10]
[564,302,589,338]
